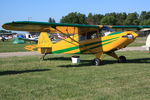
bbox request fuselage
[39,31,138,54]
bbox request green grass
[0,39,36,52]
[0,51,150,100]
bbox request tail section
[37,32,53,54]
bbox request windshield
[101,26,114,36]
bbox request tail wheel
[92,58,103,66]
[118,56,127,63]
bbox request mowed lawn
[0,51,150,100]
[0,39,36,52]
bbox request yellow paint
[37,32,53,47]
[24,45,37,51]
[96,52,103,58]
[52,36,79,53]
[102,31,138,52]
[37,32,53,54]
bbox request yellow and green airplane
[3,21,149,65]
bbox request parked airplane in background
[2,21,150,65]
[21,33,38,42]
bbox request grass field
[0,37,147,53]
[0,39,35,52]
[0,51,150,100]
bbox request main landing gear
[92,52,127,66]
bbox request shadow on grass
[44,57,71,61]
[44,57,93,67]
[59,60,93,68]
[127,58,150,63]
[60,58,150,67]
[44,57,150,67]
[0,69,51,76]
[104,58,150,65]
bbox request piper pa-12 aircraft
[3,21,146,65]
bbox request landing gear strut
[106,52,127,63]
[40,53,47,60]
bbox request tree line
[50,11,150,25]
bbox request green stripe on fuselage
[52,46,79,54]
[52,37,119,54]
[107,32,122,36]
[75,39,117,54]
[80,37,119,48]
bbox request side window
[91,33,98,39]
[80,34,86,41]
[87,31,98,39]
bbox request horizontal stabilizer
[24,45,37,51]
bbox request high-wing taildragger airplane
[2,21,149,65]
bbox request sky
[0,0,150,30]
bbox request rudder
[37,32,53,54]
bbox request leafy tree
[59,11,150,25]
[140,19,150,25]
[93,14,104,25]
[105,12,117,17]
[60,12,87,24]
[116,13,127,25]
[86,13,104,25]
[48,17,56,23]
[140,11,150,20]
[86,13,95,24]
[140,11,150,25]
[140,11,147,21]
[104,12,127,25]
[100,15,117,25]
[124,12,139,25]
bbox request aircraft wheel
[92,58,103,66]
[118,56,127,63]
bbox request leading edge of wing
[2,21,99,32]
[112,25,150,28]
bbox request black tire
[92,58,102,66]
[118,56,127,63]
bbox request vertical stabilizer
[37,32,53,54]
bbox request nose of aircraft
[122,31,138,39]
[132,32,139,38]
